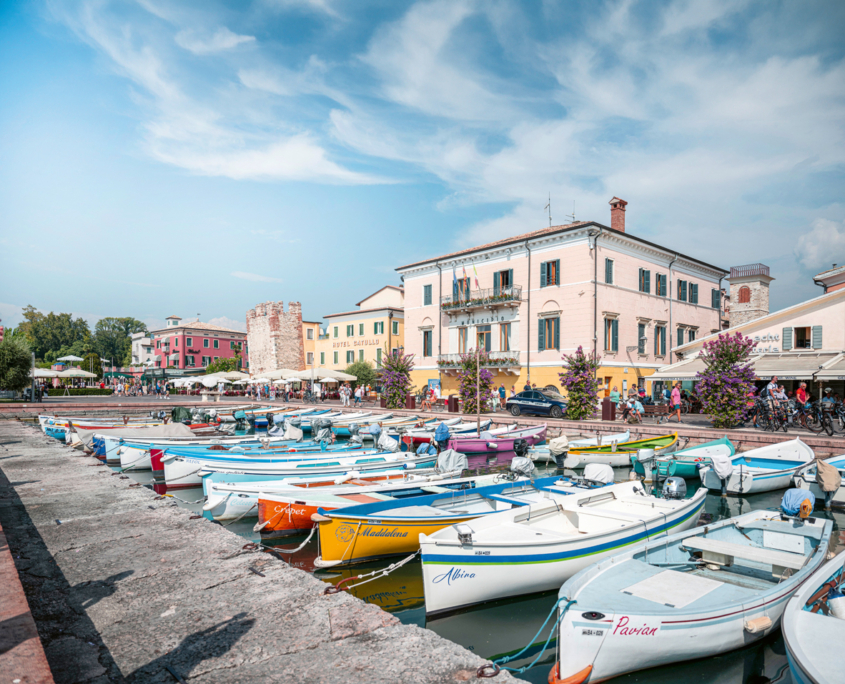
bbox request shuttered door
[782,327,793,351]
[554,317,560,350]
[493,271,500,295]
[812,326,823,349]
[508,269,514,291]
[611,319,618,352]
[554,260,560,285]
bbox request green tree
[93,317,147,366]
[18,305,91,359]
[205,358,238,374]
[81,353,103,380]
[0,337,33,392]
[344,360,377,390]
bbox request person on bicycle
[822,387,835,404]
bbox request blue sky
[1,0,844,334]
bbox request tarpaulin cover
[583,463,614,484]
[782,489,815,516]
[283,423,304,442]
[434,422,451,443]
[417,442,436,456]
[436,449,468,474]
[377,431,400,453]
[510,457,535,478]
[73,423,194,449]
[710,452,734,480]
[815,458,842,493]
[547,435,570,457]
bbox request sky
[1,0,844,335]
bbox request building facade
[149,316,248,370]
[396,198,727,397]
[302,320,321,368]
[130,332,155,366]
[727,263,773,327]
[814,264,845,293]
[313,286,404,372]
[246,302,304,376]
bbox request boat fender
[487,442,499,449]
[744,616,772,633]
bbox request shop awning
[749,352,840,380]
[815,354,845,381]
[103,371,132,378]
[648,357,708,381]
[168,353,179,361]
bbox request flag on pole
[472,264,480,289]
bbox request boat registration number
[581,628,604,636]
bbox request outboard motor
[283,416,304,442]
[512,438,529,459]
[510,455,536,481]
[233,410,248,431]
[267,416,285,437]
[171,406,192,425]
[662,476,687,500]
[369,423,382,444]
[782,489,815,518]
[347,423,363,446]
[377,430,400,453]
[313,418,333,444]
[265,412,275,428]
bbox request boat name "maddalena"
[361,527,408,538]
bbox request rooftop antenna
[545,194,552,228]
[565,201,576,224]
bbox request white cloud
[794,219,845,270]
[231,271,284,283]
[206,316,247,332]
[175,27,256,55]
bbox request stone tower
[246,301,304,375]
[727,264,774,328]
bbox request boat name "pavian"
[612,616,658,636]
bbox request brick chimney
[609,197,627,232]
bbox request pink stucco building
[149,316,249,371]
[396,198,727,397]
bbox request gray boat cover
[436,449,468,473]
[547,435,570,457]
[74,423,194,449]
[377,431,400,453]
[816,458,842,492]
[283,423,304,442]
[583,463,614,484]
[710,452,734,480]
[510,456,536,478]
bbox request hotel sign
[333,338,381,349]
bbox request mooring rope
[263,525,317,554]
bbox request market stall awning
[748,352,840,380]
[815,354,845,381]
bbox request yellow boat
[312,475,572,567]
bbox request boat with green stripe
[565,433,679,468]
[631,436,735,479]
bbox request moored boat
[792,454,845,509]
[445,424,547,456]
[631,435,735,479]
[564,433,679,468]
[548,507,832,684]
[529,431,630,463]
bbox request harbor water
[116,434,844,684]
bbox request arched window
[738,286,751,304]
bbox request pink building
[396,198,727,397]
[149,316,249,371]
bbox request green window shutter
[782,327,793,351]
[359,323,364,335]
[605,258,613,284]
[508,269,513,290]
[638,267,643,291]
[553,317,560,350]
[611,319,618,351]
[690,283,698,304]
[423,285,431,306]
[538,319,546,351]
[644,270,650,294]
[654,328,659,355]
[711,288,719,309]
[661,327,666,355]
[540,262,548,288]
[376,348,382,366]
[677,327,684,347]
[554,260,560,285]
[453,280,458,300]
[493,271,500,295]
[604,320,608,350]
[812,325,823,349]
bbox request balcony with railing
[730,263,770,279]
[437,350,521,375]
[440,286,522,312]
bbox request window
[203,339,209,348]
[307,328,314,340]
[346,324,354,337]
[423,284,432,306]
[476,325,491,352]
[346,351,354,364]
[677,327,684,348]
[157,341,161,348]
[307,352,314,365]
[688,329,696,343]
[539,317,560,351]
[738,286,751,304]
[793,327,812,349]
[654,326,666,356]
[333,351,338,364]
[604,318,619,352]
[540,260,560,287]
[359,349,364,361]
[656,273,667,297]
[605,258,614,285]
[202,356,211,367]
[376,348,382,366]
[359,323,364,336]
[174,338,179,347]
[333,326,339,338]
[374,321,384,334]
[500,323,511,352]
[494,269,514,294]
[454,277,470,301]
[711,289,720,309]
[172,359,179,368]
[186,355,195,367]
[638,323,646,354]
[677,279,688,302]
[458,327,468,353]
[423,330,433,357]
[213,339,219,349]
[689,283,699,304]
[214,356,219,361]
[392,321,399,335]
[320,352,325,365]
[638,268,651,294]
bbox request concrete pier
[0,420,515,683]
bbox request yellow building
[314,286,404,372]
[302,320,321,368]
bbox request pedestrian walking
[669,382,682,424]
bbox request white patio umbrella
[263,368,302,381]
[232,379,248,385]
[215,371,250,381]
[31,368,60,378]
[57,355,84,363]
[201,376,232,388]
[57,369,97,378]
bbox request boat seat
[682,536,806,576]
[487,494,530,506]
